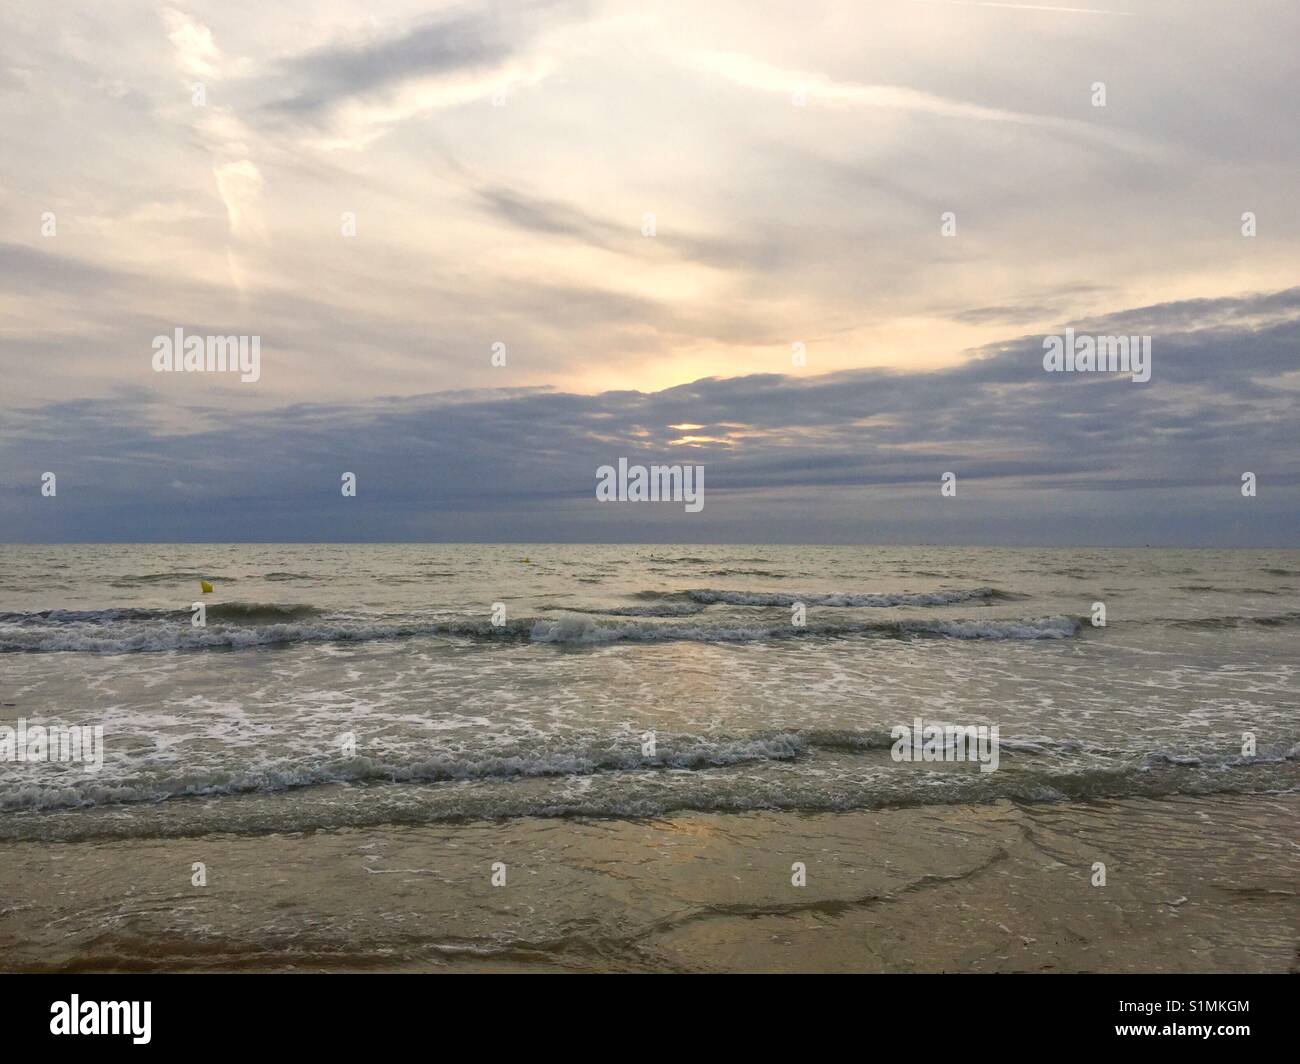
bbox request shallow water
[3,795,1296,972]
[1,544,1298,839]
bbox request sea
[3,543,1297,842]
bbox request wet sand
[2,792,1296,973]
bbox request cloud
[161,7,224,79]
[253,0,584,147]
[4,0,1300,458]
[267,14,504,116]
[212,159,265,241]
[681,48,1146,156]
[474,183,623,248]
[4,288,1297,545]
[471,181,778,273]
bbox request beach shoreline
[3,791,1295,974]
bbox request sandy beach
[3,792,1295,973]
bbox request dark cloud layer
[4,289,1297,545]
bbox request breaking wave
[2,728,1295,838]
[0,733,813,813]
[0,606,1081,652]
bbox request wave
[704,569,787,578]
[0,602,323,625]
[1170,611,1300,630]
[573,603,708,617]
[106,571,235,587]
[0,619,431,653]
[0,609,1081,652]
[3,729,1295,836]
[683,587,1013,607]
[527,614,1079,645]
[0,733,812,813]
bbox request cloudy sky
[1,0,1297,544]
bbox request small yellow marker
[200,580,213,593]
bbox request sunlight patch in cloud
[161,7,224,79]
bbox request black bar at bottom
[1,973,1290,1051]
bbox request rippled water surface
[2,544,1297,840]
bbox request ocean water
[2,544,1297,846]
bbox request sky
[1,0,1297,544]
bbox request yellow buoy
[200,580,213,593]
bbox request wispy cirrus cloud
[3,0,1299,461]
[681,48,1154,155]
